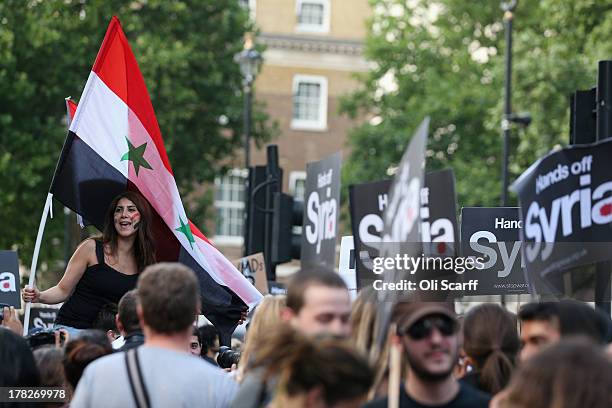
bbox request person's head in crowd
[282,266,351,338]
[190,326,202,357]
[462,304,519,395]
[499,338,612,408]
[253,325,373,408]
[63,329,112,393]
[116,289,141,336]
[103,191,156,271]
[518,300,609,361]
[137,263,200,347]
[0,328,40,387]
[374,299,490,407]
[198,324,220,360]
[555,300,611,342]
[238,295,286,381]
[393,301,459,382]
[34,346,66,387]
[93,302,119,343]
[34,346,67,406]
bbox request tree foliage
[0,0,275,271]
[342,0,610,210]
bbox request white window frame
[213,168,247,246]
[291,74,328,132]
[295,0,330,34]
[289,171,307,201]
[239,0,257,20]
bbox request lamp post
[235,35,262,257]
[500,0,517,207]
[500,1,531,206]
[234,35,262,170]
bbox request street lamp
[234,35,262,170]
[500,0,517,207]
[500,1,531,206]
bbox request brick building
[213,0,371,264]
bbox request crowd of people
[2,193,612,407]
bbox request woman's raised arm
[22,239,95,305]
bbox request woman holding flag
[22,192,156,338]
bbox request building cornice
[258,33,364,56]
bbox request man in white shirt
[72,263,237,408]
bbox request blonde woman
[236,295,286,383]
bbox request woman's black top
[55,240,139,329]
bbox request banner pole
[23,193,53,335]
[388,324,401,408]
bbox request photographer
[198,324,220,365]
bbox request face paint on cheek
[131,213,141,230]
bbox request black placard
[460,207,529,295]
[301,151,342,269]
[28,306,60,330]
[350,168,458,288]
[0,251,21,308]
[511,139,612,297]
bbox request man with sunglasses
[365,302,490,408]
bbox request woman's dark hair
[33,346,65,388]
[501,338,612,408]
[192,326,202,344]
[462,303,519,395]
[102,191,156,271]
[93,303,118,333]
[0,328,40,387]
[33,346,67,406]
[198,324,219,355]
[63,330,112,390]
[251,324,373,406]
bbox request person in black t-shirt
[363,302,490,408]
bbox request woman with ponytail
[239,324,374,408]
[460,304,519,395]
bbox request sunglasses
[402,315,457,340]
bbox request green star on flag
[176,216,195,249]
[120,137,153,176]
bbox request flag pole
[23,192,54,335]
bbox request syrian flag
[65,97,77,127]
[50,17,261,343]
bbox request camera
[217,346,241,369]
[25,328,66,349]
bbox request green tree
[0,0,275,274]
[341,0,606,210]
